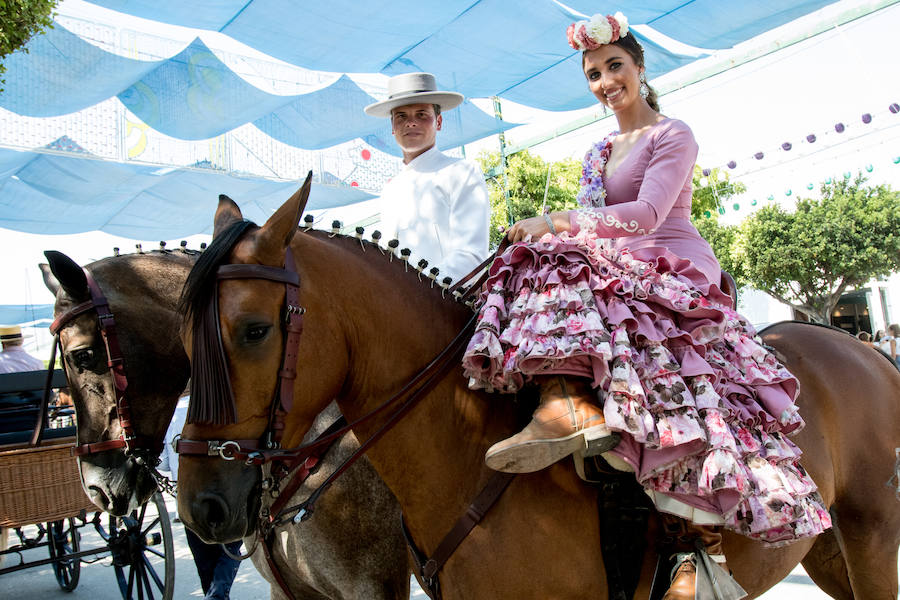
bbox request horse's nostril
[196,493,230,528]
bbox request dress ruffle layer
[463,232,831,546]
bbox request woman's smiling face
[583,44,643,112]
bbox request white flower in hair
[587,14,613,45]
[567,12,630,51]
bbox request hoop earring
[639,72,649,100]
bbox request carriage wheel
[47,517,81,591]
[105,492,175,600]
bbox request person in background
[856,331,874,347]
[159,387,242,600]
[0,325,43,373]
[877,323,900,367]
[365,72,489,283]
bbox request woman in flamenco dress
[462,12,832,599]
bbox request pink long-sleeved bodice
[569,118,721,287]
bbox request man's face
[391,103,442,162]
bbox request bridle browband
[49,268,163,458]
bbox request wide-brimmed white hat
[364,72,463,118]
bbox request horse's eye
[70,348,98,369]
[245,325,271,343]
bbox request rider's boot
[484,375,619,473]
[663,523,728,600]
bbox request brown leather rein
[175,240,512,600]
[49,268,163,458]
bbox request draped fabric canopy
[0,0,840,238]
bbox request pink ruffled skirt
[462,232,832,546]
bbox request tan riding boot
[484,376,619,473]
[663,523,728,600]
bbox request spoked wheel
[47,517,81,591]
[104,492,175,600]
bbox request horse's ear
[260,171,312,249]
[40,263,60,295]
[44,251,89,301]
[213,194,244,239]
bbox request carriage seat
[720,271,737,309]
[0,369,74,447]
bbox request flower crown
[566,12,629,51]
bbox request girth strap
[404,471,516,600]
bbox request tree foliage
[713,175,900,323]
[477,149,582,247]
[0,0,58,92]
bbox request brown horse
[176,184,900,600]
[41,249,410,600]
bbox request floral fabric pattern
[463,230,832,546]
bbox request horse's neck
[311,235,508,548]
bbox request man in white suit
[365,73,490,283]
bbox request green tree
[0,0,58,92]
[727,175,900,323]
[478,149,582,247]
[691,166,748,290]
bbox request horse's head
[42,250,191,515]
[177,173,348,542]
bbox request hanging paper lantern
[351,181,359,187]
[894,157,900,164]
[843,172,852,179]
[807,183,814,190]
[718,207,725,215]
[862,113,872,124]
[767,194,774,201]
[890,103,900,114]
[825,177,832,184]
[806,134,816,143]
[732,202,740,211]
[361,149,371,160]
[866,164,874,172]
[785,189,792,196]
[782,142,792,151]
[702,168,711,177]
[835,123,845,133]
[704,210,712,218]
[751,199,758,206]
[754,151,764,160]
[727,160,737,169]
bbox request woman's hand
[506,212,569,243]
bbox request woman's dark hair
[583,33,660,112]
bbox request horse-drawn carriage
[0,368,175,599]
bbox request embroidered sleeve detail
[576,208,654,236]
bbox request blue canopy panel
[565,0,839,49]
[1,23,516,151]
[0,305,54,324]
[0,23,164,117]
[0,146,372,238]
[117,37,312,140]
[84,0,477,71]
[79,0,701,111]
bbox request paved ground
[0,495,894,599]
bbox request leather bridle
[175,241,512,600]
[49,267,163,458]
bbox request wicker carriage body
[0,440,95,528]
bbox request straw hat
[364,72,463,118]
[0,325,27,341]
